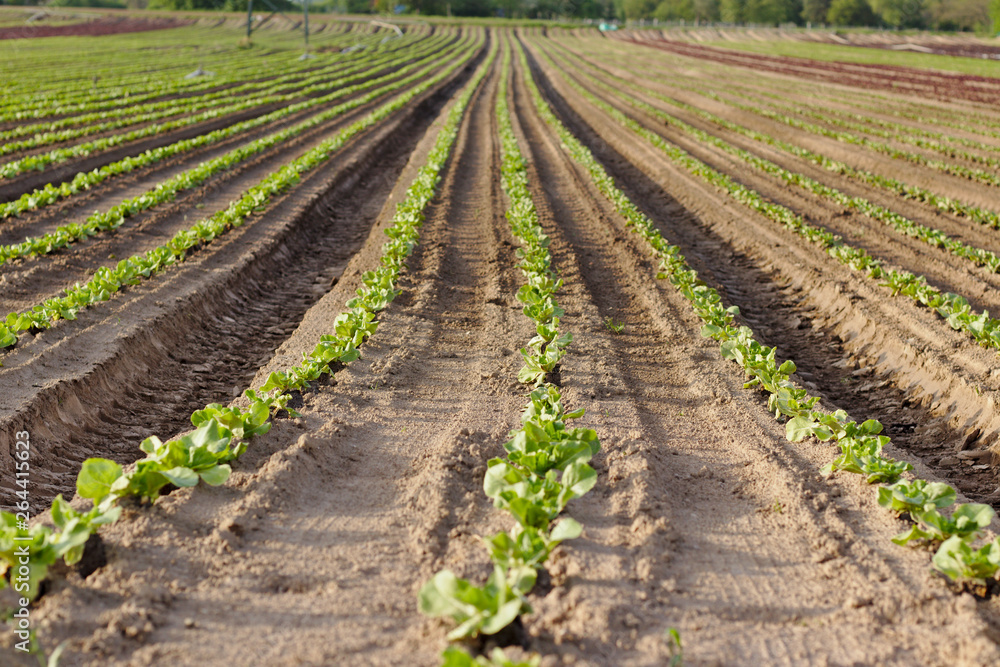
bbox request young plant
[894,504,995,547]
[418,565,533,641]
[603,316,625,334]
[441,646,540,667]
[932,535,1000,585]
[877,480,956,516]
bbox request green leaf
[563,461,597,497]
[77,458,123,501]
[160,466,199,487]
[549,516,582,542]
[785,416,817,442]
[198,464,231,486]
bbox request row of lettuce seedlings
[552,45,1000,277]
[417,42,600,667]
[0,31,430,158]
[0,35,462,267]
[0,39,495,615]
[0,34,484,356]
[0,30,461,219]
[522,37,1000,592]
[0,32,456,180]
[562,37,1000,237]
[540,43,1000,360]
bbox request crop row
[0,34,491,607]
[551,49,1000,276]
[0,39,465,267]
[548,39,1000,239]
[0,31,425,157]
[0,29,395,140]
[794,100,1000,155]
[639,76,1000,234]
[641,51,1000,147]
[0,31,465,220]
[0,34,482,355]
[537,43,1000,364]
[716,88,1000,174]
[0,32,453,180]
[556,40,1000,238]
[522,35,1000,594]
[0,25,382,121]
[0,26,315,94]
[710,92,1000,189]
[420,41,596,667]
[554,36,1000,192]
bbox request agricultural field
[3,14,1000,666]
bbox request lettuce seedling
[517,335,570,385]
[441,646,540,667]
[191,401,270,443]
[822,431,911,483]
[484,519,582,571]
[877,480,956,516]
[49,494,121,565]
[0,516,62,600]
[503,421,598,477]
[484,460,597,529]
[118,420,235,502]
[932,535,1000,584]
[894,504,995,546]
[418,565,531,640]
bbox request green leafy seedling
[441,646,540,667]
[666,627,683,666]
[603,316,625,334]
[894,504,995,546]
[878,480,956,515]
[418,565,530,640]
[932,535,1000,584]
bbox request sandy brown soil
[617,30,1000,105]
[3,25,1000,666]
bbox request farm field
[3,15,1000,666]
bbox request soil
[618,30,1000,106]
[3,24,1000,667]
[0,17,189,41]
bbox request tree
[692,0,721,20]
[720,0,744,20]
[826,0,876,23]
[869,0,927,26]
[926,0,990,30]
[653,0,695,20]
[801,0,831,22]
[621,0,657,17]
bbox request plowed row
[3,23,1000,667]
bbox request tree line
[23,0,1000,34]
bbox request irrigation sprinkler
[184,64,215,79]
[299,0,315,60]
